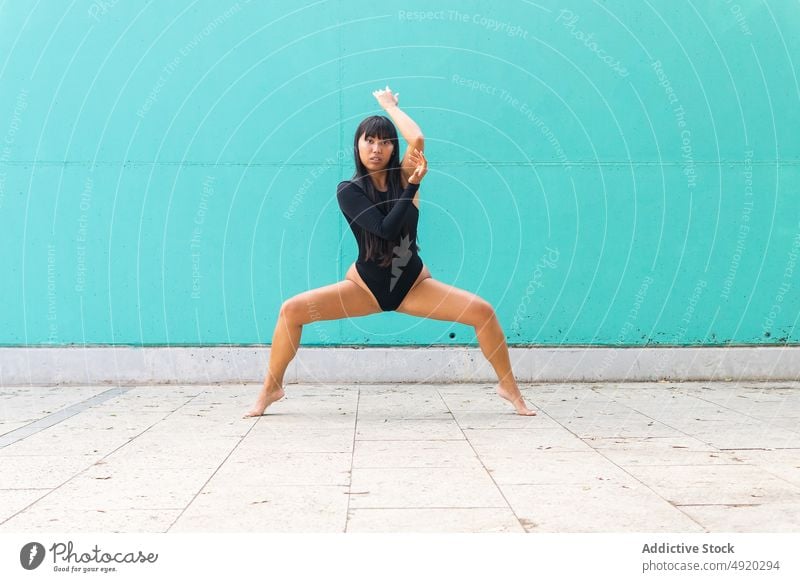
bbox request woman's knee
[469,298,496,327]
[279,296,309,324]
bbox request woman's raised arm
[373,85,425,152]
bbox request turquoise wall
[0,0,798,346]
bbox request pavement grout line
[533,393,715,532]
[720,447,800,451]
[0,391,203,527]
[70,508,187,511]
[344,385,365,533]
[346,506,511,510]
[689,393,800,437]
[674,503,764,507]
[165,412,265,533]
[0,387,135,448]
[352,466,490,470]
[432,387,529,531]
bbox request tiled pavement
[0,381,798,533]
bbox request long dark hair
[350,115,419,267]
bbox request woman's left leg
[396,276,536,416]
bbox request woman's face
[358,132,394,171]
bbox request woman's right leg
[244,277,381,417]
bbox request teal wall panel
[0,0,797,346]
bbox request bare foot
[496,381,537,416]
[243,383,285,418]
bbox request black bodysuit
[337,179,423,311]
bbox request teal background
[0,0,797,346]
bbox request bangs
[360,116,397,141]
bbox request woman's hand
[372,84,399,110]
[407,148,427,184]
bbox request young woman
[245,85,536,417]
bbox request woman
[245,85,536,417]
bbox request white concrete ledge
[1,346,799,386]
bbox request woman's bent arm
[337,180,419,240]
[384,105,424,151]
